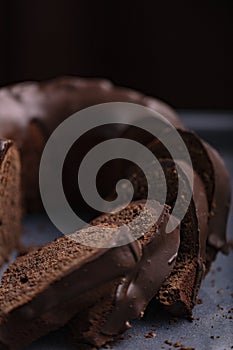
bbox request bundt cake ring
[0,77,231,349]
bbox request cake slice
[69,200,180,347]
[179,131,231,267]
[0,139,21,266]
[146,131,231,268]
[122,124,231,266]
[0,201,180,349]
[118,128,230,316]
[114,157,209,317]
[157,163,208,317]
[0,227,141,349]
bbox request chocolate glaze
[187,165,209,305]
[38,76,183,133]
[202,141,231,254]
[0,76,182,213]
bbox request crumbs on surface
[164,339,195,350]
[144,331,156,339]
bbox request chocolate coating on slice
[201,141,231,253]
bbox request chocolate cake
[122,126,231,267]
[0,226,140,349]
[0,201,180,349]
[147,131,231,268]
[113,158,209,317]
[114,125,230,319]
[0,76,231,349]
[0,76,182,212]
[0,139,21,267]
[179,132,231,266]
[157,165,208,317]
[68,200,180,347]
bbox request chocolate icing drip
[202,142,231,254]
[189,169,209,304]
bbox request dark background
[0,0,232,109]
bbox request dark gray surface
[1,112,233,349]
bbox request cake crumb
[118,334,125,340]
[169,317,178,324]
[227,239,233,249]
[164,340,195,350]
[197,298,203,304]
[77,345,96,350]
[210,279,215,287]
[173,341,182,347]
[165,340,173,345]
[210,335,221,340]
[217,288,224,295]
[144,331,156,338]
[217,304,224,310]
